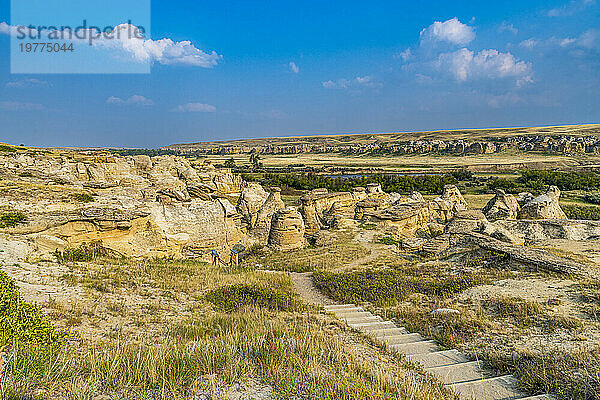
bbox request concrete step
[381,333,424,346]
[390,340,439,356]
[427,361,487,385]
[407,349,471,369]
[340,315,382,324]
[519,395,552,400]
[324,304,361,312]
[351,321,397,331]
[449,375,523,400]
[368,327,410,338]
[332,310,372,318]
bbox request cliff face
[0,152,248,262]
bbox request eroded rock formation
[268,207,306,251]
[518,186,567,220]
[483,190,520,221]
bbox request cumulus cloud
[562,29,600,49]
[107,95,154,106]
[322,75,380,90]
[436,48,533,86]
[400,18,533,87]
[0,22,222,68]
[6,78,49,88]
[0,101,45,111]
[420,18,476,46]
[548,0,596,17]
[394,48,412,61]
[289,61,299,73]
[173,103,217,113]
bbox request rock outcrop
[237,183,269,227]
[364,202,431,239]
[268,207,306,251]
[251,187,286,243]
[430,185,468,223]
[518,186,567,220]
[483,190,520,221]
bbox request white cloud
[5,78,49,88]
[519,39,538,49]
[173,103,217,113]
[435,48,533,86]
[107,95,154,106]
[420,18,476,46]
[0,101,45,111]
[487,92,523,108]
[394,48,412,61]
[322,75,379,90]
[548,0,596,17]
[289,61,299,73]
[0,22,222,68]
[499,22,518,34]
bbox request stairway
[324,304,552,400]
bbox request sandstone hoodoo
[429,185,468,223]
[483,189,520,222]
[251,187,286,243]
[268,207,306,251]
[518,186,567,220]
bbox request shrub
[54,242,111,263]
[585,193,600,205]
[73,193,95,203]
[562,204,600,221]
[0,211,26,228]
[313,269,486,306]
[205,284,300,312]
[0,272,66,351]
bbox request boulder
[518,186,567,220]
[268,207,306,251]
[482,189,520,221]
[446,210,487,234]
[480,221,523,245]
[429,185,468,223]
[236,182,269,226]
[252,187,286,243]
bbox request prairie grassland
[2,254,452,399]
[314,247,600,400]
[242,232,370,273]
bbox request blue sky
[0,0,599,147]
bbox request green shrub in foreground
[0,211,26,228]
[0,272,66,351]
[205,284,300,312]
[313,269,486,306]
[562,204,600,221]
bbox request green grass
[205,284,301,312]
[73,193,95,203]
[313,269,488,306]
[54,242,113,263]
[562,204,600,221]
[0,211,26,228]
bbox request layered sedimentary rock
[363,202,431,239]
[493,219,600,243]
[518,186,567,220]
[237,182,269,227]
[483,190,520,222]
[300,189,360,233]
[429,185,468,223]
[251,187,286,243]
[446,210,487,234]
[268,207,306,251]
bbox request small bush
[378,236,398,246]
[0,211,26,228]
[205,284,300,312]
[313,269,487,306]
[54,242,111,263]
[483,296,544,327]
[585,193,600,205]
[0,272,66,351]
[73,193,95,203]
[0,144,18,153]
[562,204,600,221]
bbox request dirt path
[290,272,337,306]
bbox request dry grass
[2,255,452,399]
